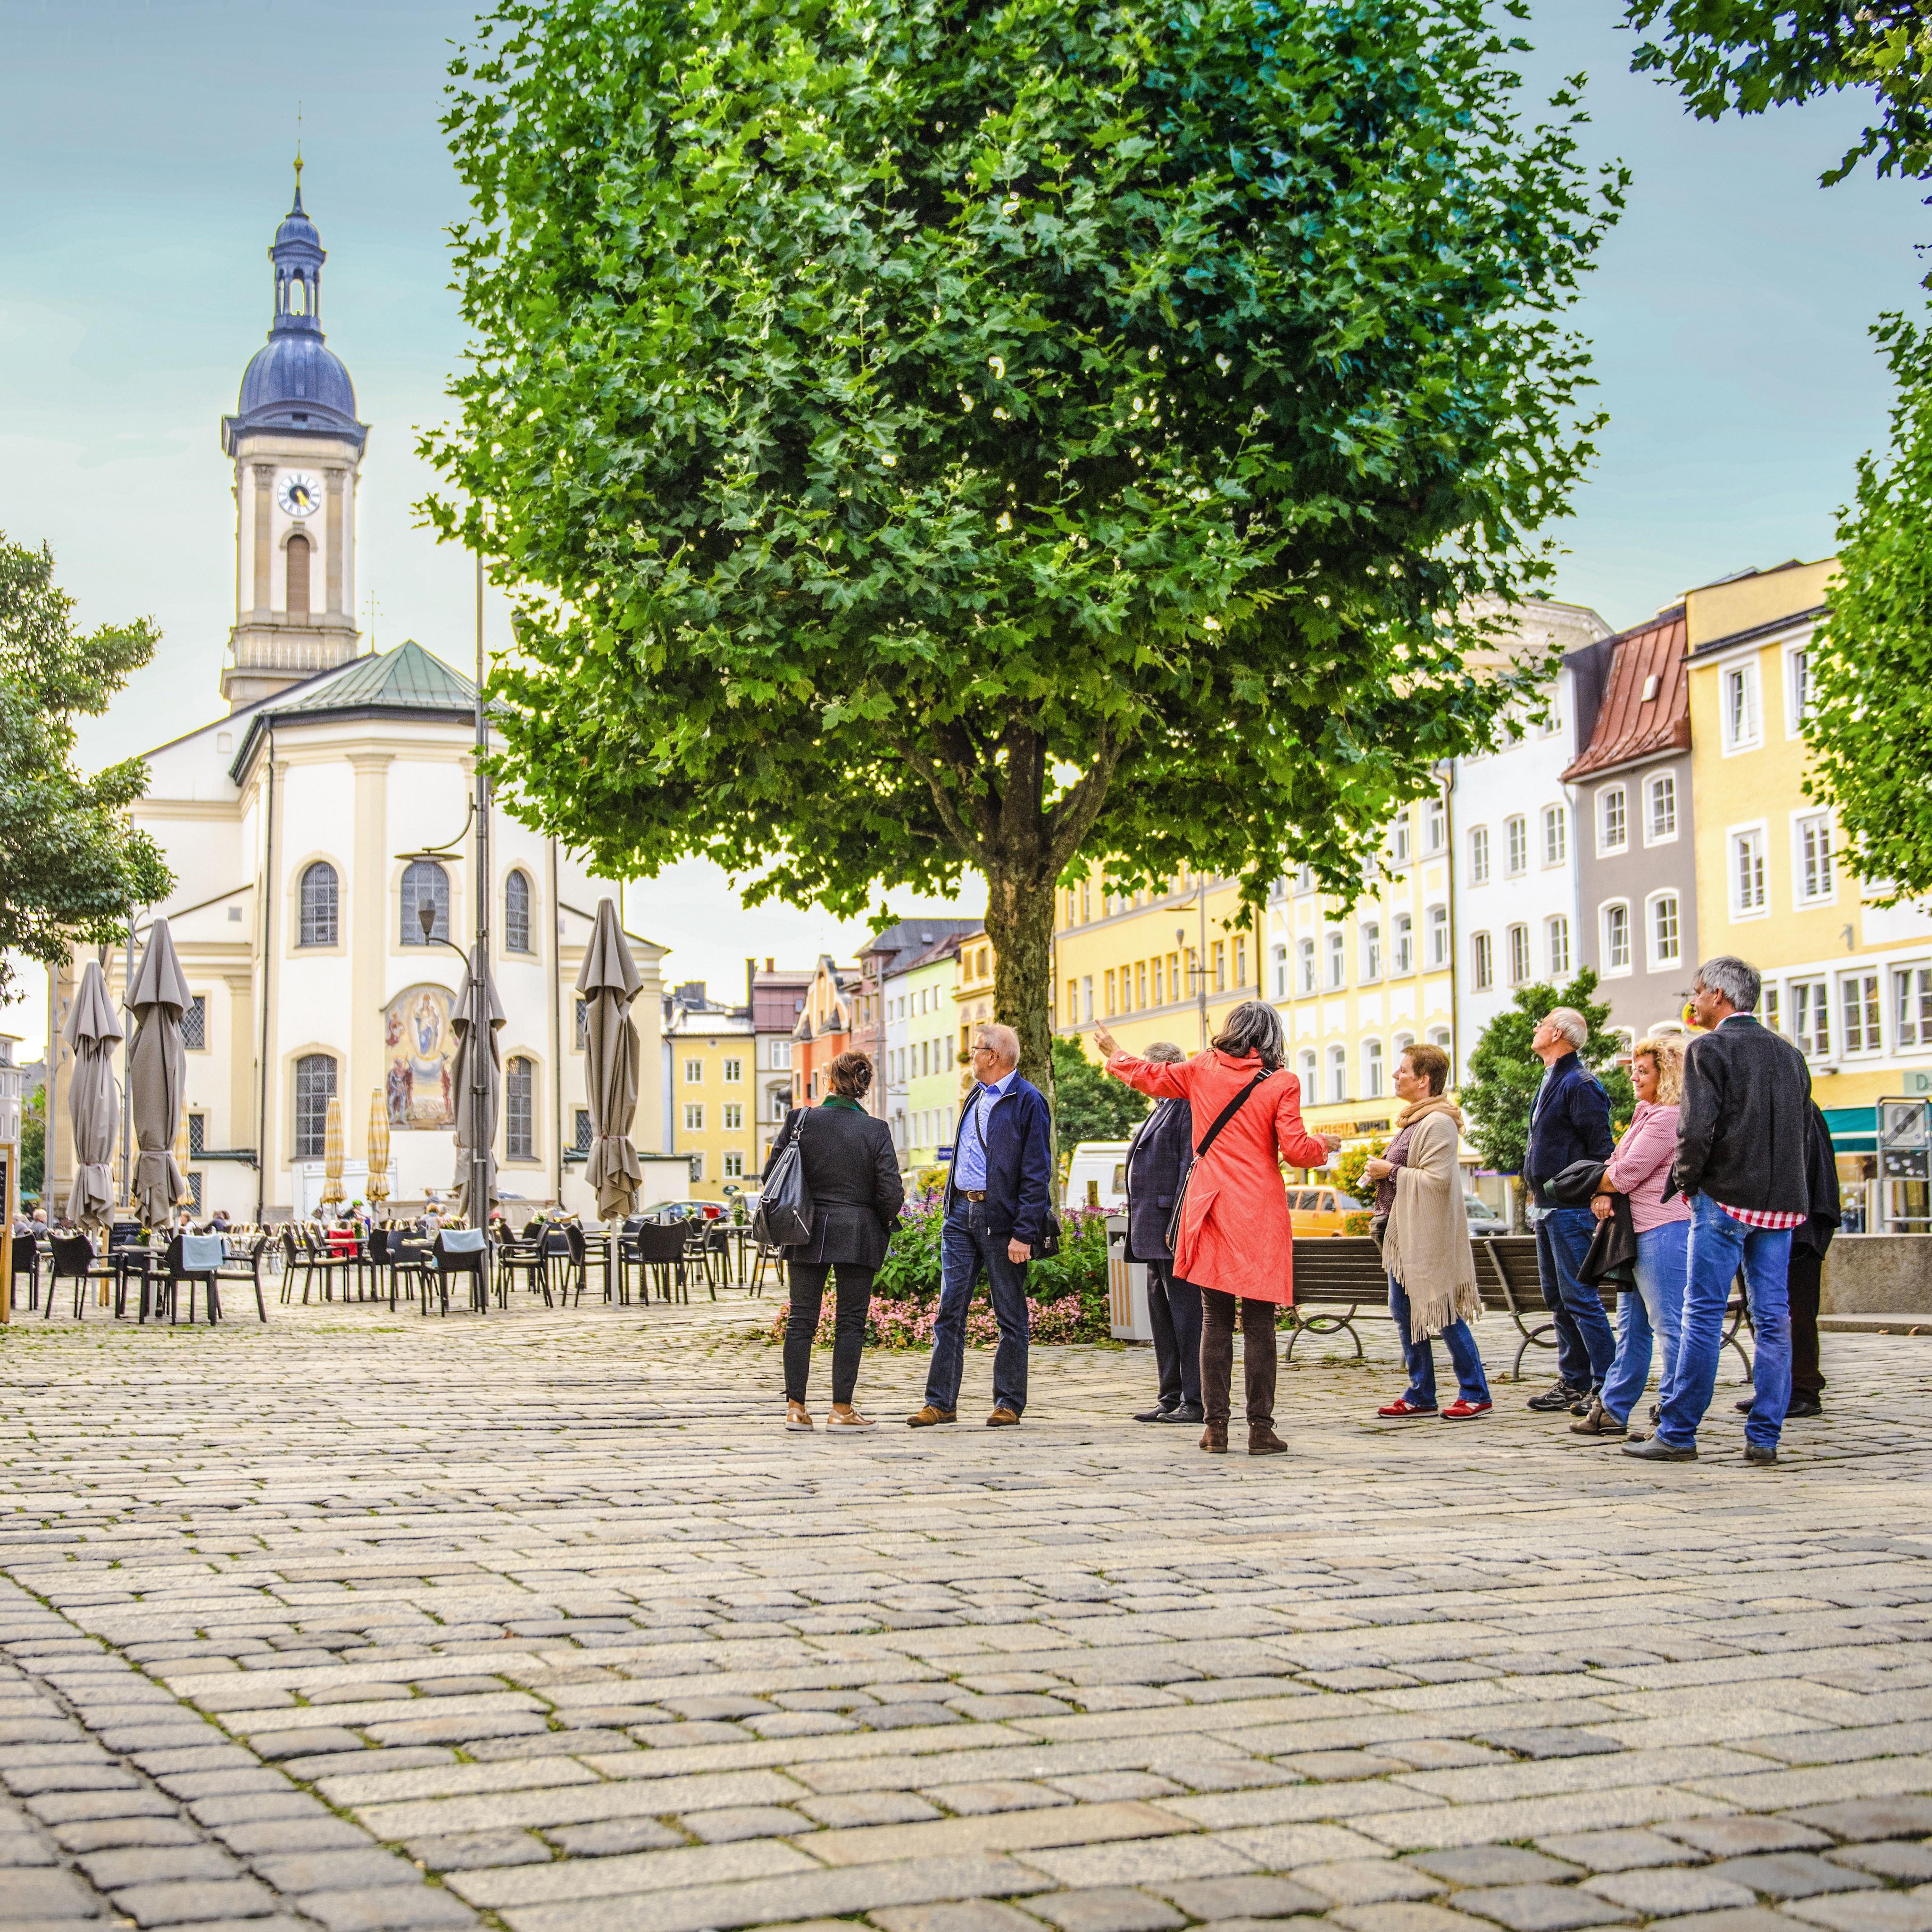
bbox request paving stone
[1829,1847,1932,1883]
[106,1874,281,1924]
[1474,1731,1623,1762]
[2,1766,142,1797]
[1050,1777,1182,1804]
[0,1834,58,1866]
[246,1727,366,1763]
[867,1704,967,1730]
[798,1792,944,1829]
[1292,1862,1447,1906]
[543,1819,687,1856]
[927,1784,1075,1817]
[1581,1870,1758,1915]
[212,1817,373,1855]
[1447,1888,1628,1932]
[252,1846,426,1891]
[1331,1906,1504,1932]
[871,1905,1052,1932]
[1637,1912,1795,1932]
[1665,1821,1836,1857]
[25,1791,176,1826]
[1536,1832,1707,1874]
[681,1806,815,1842]
[277,1746,452,1782]
[405,1828,554,1870]
[73,1844,243,1889]
[1153,1877,1329,1919]
[49,1819,202,1855]
[0,1866,105,1917]
[1408,1851,1584,1888]
[296,1886,479,1931]
[1708,1854,1882,1899]
[1278,1752,1405,1782]
[1789,1802,1932,1844]
[1782,1898,1932,1932]
[1025,1890,1187,1932]
[185,1794,329,1828]
[366,1713,550,1747]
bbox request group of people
[766,957,1837,1467]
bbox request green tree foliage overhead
[1050,1035,1149,1154]
[427,0,1624,1097]
[0,535,171,1007]
[1461,968,1634,1197]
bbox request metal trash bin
[1106,1214,1151,1341]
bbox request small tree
[1461,968,1633,1227]
[1050,1036,1149,1155]
[19,1085,44,1199]
[1333,1134,1388,1203]
[0,534,171,1006]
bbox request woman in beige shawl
[1363,1043,1491,1420]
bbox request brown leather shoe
[987,1408,1021,1427]
[906,1406,957,1427]
[1249,1424,1287,1455]
[1570,1397,1626,1438]
[1199,1422,1228,1453]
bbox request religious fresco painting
[384,983,457,1129]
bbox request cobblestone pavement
[3,1294,1932,1932]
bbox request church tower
[219,164,367,709]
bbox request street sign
[1878,1097,1932,1180]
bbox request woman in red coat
[1095,1001,1339,1455]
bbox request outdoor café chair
[11,1232,42,1313]
[495,1228,550,1305]
[214,1232,271,1323]
[157,1232,224,1326]
[382,1231,433,1312]
[46,1234,114,1322]
[630,1221,693,1304]
[430,1228,491,1315]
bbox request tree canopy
[428,0,1624,1086]
[1050,1035,1149,1154]
[0,534,170,1008]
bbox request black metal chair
[494,1228,550,1304]
[214,1232,271,1323]
[157,1233,223,1325]
[383,1232,432,1311]
[46,1234,114,1321]
[430,1229,491,1315]
[631,1222,694,1303]
[555,1223,590,1307]
[11,1232,42,1312]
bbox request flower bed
[765,1196,1114,1348]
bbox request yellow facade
[903,948,965,1165]
[953,929,999,1069]
[666,1013,758,1199]
[1685,557,1932,1165]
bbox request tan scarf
[1395,1093,1465,1133]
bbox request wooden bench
[1289,1233,1754,1382]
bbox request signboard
[1899,1069,1932,1098]
[1878,1098,1931,1181]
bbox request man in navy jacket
[1123,1044,1200,1423]
[909,1023,1053,1428]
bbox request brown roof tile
[1561,608,1690,783]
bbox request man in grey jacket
[1124,1043,1199,1424]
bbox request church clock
[277,472,322,518]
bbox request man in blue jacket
[909,1023,1054,1428]
[1524,1006,1616,1414]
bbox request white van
[1063,1139,1134,1211]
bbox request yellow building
[899,937,968,1167]
[1685,556,1932,1211]
[663,1002,758,1200]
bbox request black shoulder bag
[1165,1072,1269,1252]
[753,1108,815,1250]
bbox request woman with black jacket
[766,1051,904,1432]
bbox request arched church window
[286,534,310,617]
[506,1057,534,1161]
[299,862,337,948]
[295,1053,336,1159]
[401,860,449,946]
[505,870,532,952]
[290,277,306,315]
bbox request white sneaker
[826,1408,877,1431]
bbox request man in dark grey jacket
[1627,954,1811,1467]
[1124,1043,1199,1424]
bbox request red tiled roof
[1561,608,1690,783]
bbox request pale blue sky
[1,0,1925,1028]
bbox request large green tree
[428,0,1623,1094]
[0,535,171,1008]
[1050,1035,1149,1153]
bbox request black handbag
[752,1109,815,1249]
[1165,1072,1268,1252]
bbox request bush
[1342,1211,1374,1237]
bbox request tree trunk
[982,852,1059,1133]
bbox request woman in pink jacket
[1574,1035,1691,1440]
[1094,1001,1339,1456]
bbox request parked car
[1288,1185,1365,1237]
[650,1200,726,1224]
[1063,1139,1134,1212]
[1465,1195,1507,1238]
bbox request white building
[1450,598,1613,1057]
[46,177,667,1223]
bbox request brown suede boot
[1249,1424,1287,1455]
[1199,1422,1228,1453]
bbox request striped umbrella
[320,1094,346,1208]
[173,1108,191,1201]
[366,1090,391,1206]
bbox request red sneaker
[1440,1399,1492,1421]
[1377,1398,1437,1418]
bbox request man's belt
[960,1189,988,1201]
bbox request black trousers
[1789,1244,1825,1397]
[1146,1261,1203,1410]
[784,1261,874,1405]
[1199,1288,1278,1427]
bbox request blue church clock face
[277,472,321,518]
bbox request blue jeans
[1534,1206,1617,1389]
[1389,1274,1490,1407]
[1146,1261,1203,1410]
[1657,1194,1791,1450]
[925,1202,1030,1416]
[1598,1218,1688,1424]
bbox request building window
[1505,815,1528,876]
[723,1057,742,1083]
[1391,814,1411,866]
[299,862,338,947]
[1273,946,1288,998]
[1473,931,1494,991]
[771,1090,790,1122]
[1299,1049,1317,1093]
[1724,662,1762,750]
[1137,960,1149,1008]
[1212,941,1226,991]
[1794,980,1830,1058]
[187,1113,206,1156]
[1394,914,1413,975]
[573,998,587,1049]
[1105,968,1117,1016]
[1647,772,1677,842]
[1604,903,1631,973]
[182,995,208,1051]
[683,1058,703,1084]
[400,860,449,945]
[1541,804,1567,866]
[1424,796,1446,853]
[1797,813,1834,902]
[1364,1039,1384,1099]
[506,1056,534,1159]
[294,1053,335,1159]
[505,870,532,951]
[1363,923,1382,981]
[1325,931,1345,989]
[1732,828,1767,913]
[574,1108,593,1154]
[286,532,311,616]
[1428,906,1449,967]
[1789,646,1811,731]
[1897,966,1932,1049]
[1651,892,1681,966]
[1298,938,1316,993]
[768,1040,791,1069]
[1469,826,1490,884]
[723,1102,744,1131]
[1599,785,1627,854]
[1065,978,1079,1026]
[724,1151,745,1179]
[1328,1044,1347,1103]
[1234,937,1247,986]
[684,1102,705,1132]
[689,1153,705,1183]
[183,1171,203,1214]
[1547,916,1571,977]
[1759,983,1782,1036]
[1842,973,1882,1054]
[1507,924,1530,985]
[1081,976,1093,1023]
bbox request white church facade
[47,176,668,1223]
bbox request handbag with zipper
[752,1108,815,1250]
[1165,1071,1269,1253]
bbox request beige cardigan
[1381,1108,1481,1340]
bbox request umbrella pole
[120,907,135,1211]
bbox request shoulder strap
[1194,1072,1269,1161]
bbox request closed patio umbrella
[366,1090,391,1207]
[575,898,642,1221]
[128,919,192,1229]
[63,960,124,1231]
[320,1094,346,1209]
[450,942,505,1226]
